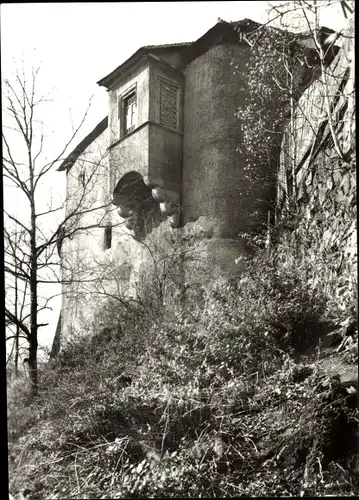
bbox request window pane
[126,106,131,126]
[124,92,137,132]
[131,103,137,126]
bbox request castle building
[54,19,332,348]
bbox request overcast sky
[1,2,346,145]
[1,2,271,143]
[1,1,348,353]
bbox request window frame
[118,84,138,137]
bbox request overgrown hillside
[8,207,358,497]
[7,11,357,500]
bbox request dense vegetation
[8,16,357,499]
[8,204,358,498]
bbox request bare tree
[3,66,117,395]
[5,227,30,376]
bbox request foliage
[235,25,309,192]
[7,8,356,498]
[8,208,358,498]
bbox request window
[104,226,112,250]
[119,88,137,136]
[124,92,137,133]
[159,78,179,130]
[78,171,86,188]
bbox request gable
[97,43,191,89]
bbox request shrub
[8,207,358,498]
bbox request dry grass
[8,209,358,498]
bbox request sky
[1,1,349,354]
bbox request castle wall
[278,15,356,299]
[109,126,149,193]
[181,43,277,282]
[59,48,192,344]
[59,41,284,342]
[60,126,179,341]
[59,32,325,345]
[61,126,111,338]
[278,16,355,237]
[61,199,177,340]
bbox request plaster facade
[56,19,328,345]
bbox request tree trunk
[14,325,19,377]
[28,339,38,395]
[29,253,39,396]
[14,261,19,377]
[30,146,38,396]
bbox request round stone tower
[181,42,277,280]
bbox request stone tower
[55,19,326,345]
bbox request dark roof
[185,19,261,64]
[97,18,336,88]
[186,18,337,64]
[143,42,192,50]
[97,42,192,88]
[63,18,337,175]
[57,116,108,172]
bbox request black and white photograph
[2,1,357,498]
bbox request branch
[33,99,93,190]
[299,1,348,161]
[5,309,30,339]
[6,335,28,341]
[4,265,31,282]
[4,210,31,235]
[2,134,32,199]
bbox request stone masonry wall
[181,42,280,284]
[60,128,179,342]
[278,15,356,293]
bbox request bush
[8,210,358,498]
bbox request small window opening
[119,89,137,136]
[79,172,86,188]
[104,226,112,250]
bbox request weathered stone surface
[278,14,356,291]
[58,19,354,347]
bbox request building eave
[57,116,108,172]
[147,53,185,77]
[97,48,147,89]
[97,42,192,89]
[143,41,192,50]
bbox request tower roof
[62,18,337,173]
[96,19,262,88]
[97,17,335,89]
